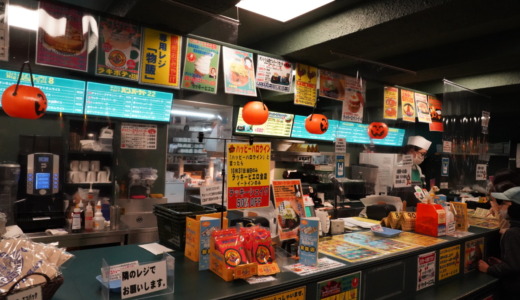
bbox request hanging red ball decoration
[367,122,389,139]
[1,84,47,119]
[305,114,329,134]
[242,101,269,125]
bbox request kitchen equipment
[0,162,20,225]
[351,164,379,196]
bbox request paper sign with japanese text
[476,164,487,181]
[226,143,270,209]
[182,38,221,94]
[317,272,361,300]
[335,137,346,153]
[383,86,398,120]
[256,55,293,93]
[36,2,88,72]
[294,63,318,107]
[120,123,157,149]
[272,179,306,241]
[200,184,223,205]
[341,76,366,123]
[428,95,444,132]
[439,244,460,280]
[0,1,8,62]
[256,286,306,300]
[222,47,256,96]
[121,261,167,299]
[400,89,416,122]
[139,28,182,89]
[393,154,413,188]
[417,251,436,291]
[96,16,142,81]
[415,93,432,123]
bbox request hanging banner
[400,89,416,122]
[255,55,293,93]
[226,143,270,209]
[0,0,9,61]
[272,179,306,241]
[383,86,398,120]
[181,38,221,94]
[341,76,365,123]
[96,16,141,81]
[294,63,318,107]
[139,27,182,89]
[414,92,432,123]
[428,95,444,132]
[36,1,89,71]
[222,46,256,96]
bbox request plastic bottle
[445,205,456,235]
[93,206,105,231]
[84,203,94,232]
[71,205,82,233]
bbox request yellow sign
[256,286,306,300]
[139,27,182,88]
[226,143,271,209]
[294,63,318,107]
[439,244,461,280]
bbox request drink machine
[16,135,65,232]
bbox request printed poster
[400,89,416,122]
[464,237,484,273]
[476,163,487,181]
[294,63,318,107]
[222,46,256,96]
[317,271,361,300]
[439,245,461,280]
[139,27,182,89]
[36,1,89,71]
[393,154,413,188]
[319,238,384,263]
[319,69,347,101]
[441,157,449,176]
[428,95,444,132]
[255,55,293,93]
[120,123,157,149]
[417,251,436,291]
[342,76,366,123]
[299,217,320,266]
[199,217,220,271]
[96,16,141,81]
[272,179,306,241]
[0,0,8,61]
[182,38,221,94]
[415,92,432,123]
[256,286,306,300]
[226,143,270,210]
[383,86,398,120]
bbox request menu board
[290,114,338,141]
[0,69,85,114]
[336,121,405,146]
[234,107,293,137]
[85,82,173,122]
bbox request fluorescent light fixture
[236,0,334,22]
[8,5,38,31]
[171,109,217,119]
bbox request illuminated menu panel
[290,114,339,141]
[0,69,85,114]
[336,121,405,146]
[235,107,293,137]
[85,82,173,122]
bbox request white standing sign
[121,261,167,299]
[200,184,223,205]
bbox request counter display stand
[52,226,500,300]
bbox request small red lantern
[367,122,389,139]
[305,114,328,134]
[242,101,269,125]
[1,62,47,119]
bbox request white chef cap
[407,136,431,150]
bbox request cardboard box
[184,212,228,263]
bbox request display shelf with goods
[64,119,116,201]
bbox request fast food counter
[51,226,500,300]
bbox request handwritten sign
[121,261,167,299]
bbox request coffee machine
[16,135,65,232]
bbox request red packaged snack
[251,227,275,264]
[213,233,248,268]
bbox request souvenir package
[0,238,74,297]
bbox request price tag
[7,285,42,300]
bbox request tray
[372,227,402,238]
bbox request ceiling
[55,0,520,108]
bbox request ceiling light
[8,5,38,31]
[171,109,217,119]
[236,0,334,22]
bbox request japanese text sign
[121,261,167,299]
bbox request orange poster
[383,86,398,120]
[294,63,318,107]
[428,95,444,132]
[272,179,306,241]
[400,89,416,122]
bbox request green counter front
[53,226,500,300]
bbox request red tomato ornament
[305,114,328,134]
[242,101,269,125]
[367,122,389,139]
